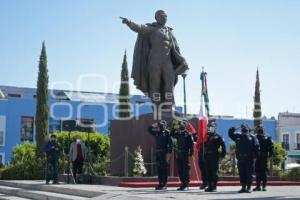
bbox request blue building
[215,117,277,150]
[0,85,278,164]
[0,85,154,164]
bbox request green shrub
[272,142,286,167]
[11,142,36,164]
[229,143,236,151]
[0,142,45,180]
[0,162,45,180]
[271,165,283,177]
[0,131,110,180]
[281,167,300,181]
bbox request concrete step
[0,185,87,200]
[0,181,103,198]
[0,193,31,200]
[119,180,300,188]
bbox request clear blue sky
[0,0,299,118]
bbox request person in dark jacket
[198,142,208,190]
[229,124,260,193]
[203,122,226,192]
[149,120,173,190]
[171,120,194,191]
[44,134,60,184]
[253,125,274,191]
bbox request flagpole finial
[201,67,207,78]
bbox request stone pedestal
[109,113,201,180]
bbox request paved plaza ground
[0,181,299,200]
[92,185,300,200]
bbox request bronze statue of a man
[121,10,188,113]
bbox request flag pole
[201,67,205,162]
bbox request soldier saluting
[171,120,194,191]
[202,121,226,192]
[253,125,274,191]
[149,120,173,190]
[228,124,260,193]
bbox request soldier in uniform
[253,125,274,191]
[171,120,194,191]
[203,122,226,192]
[149,120,173,190]
[229,124,260,193]
[198,142,208,190]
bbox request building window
[0,131,4,146]
[0,90,6,99]
[282,133,290,151]
[8,93,21,98]
[0,153,5,166]
[49,118,62,134]
[78,118,95,132]
[21,116,34,142]
[0,116,6,146]
[136,100,147,104]
[296,133,300,150]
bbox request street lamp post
[182,69,189,116]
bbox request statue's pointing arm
[121,17,152,34]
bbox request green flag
[200,70,210,117]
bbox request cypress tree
[119,50,130,118]
[35,41,49,158]
[253,69,262,127]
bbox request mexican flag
[196,71,210,150]
[200,71,210,115]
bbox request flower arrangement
[132,146,147,177]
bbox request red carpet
[119,180,300,188]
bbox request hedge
[0,131,110,180]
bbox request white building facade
[277,112,300,164]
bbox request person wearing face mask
[229,124,260,193]
[69,135,87,184]
[121,10,188,113]
[44,134,60,184]
[253,125,274,192]
[202,121,226,192]
[148,120,173,190]
[171,120,194,191]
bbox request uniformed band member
[253,125,274,191]
[171,120,194,191]
[203,122,226,192]
[149,120,173,190]
[229,124,260,193]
